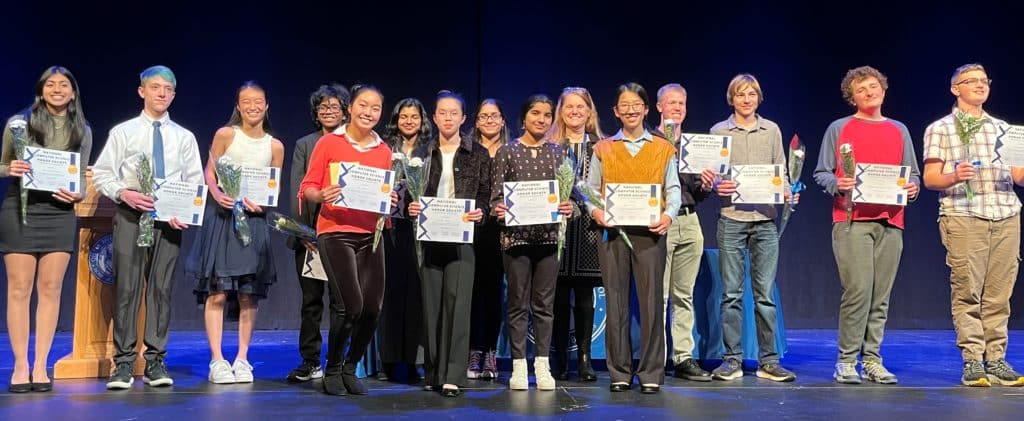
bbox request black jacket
[413,135,492,220]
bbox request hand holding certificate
[731,165,784,205]
[678,134,732,174]
[152,180,208,225]
[241,166,281,207]
[417,197,475,243]
[504,180,561,226]
[994,124,1024,167]
[21,146,82,194]
[852,164,911,205]
[604,183,661,226]
[330,162,394,215]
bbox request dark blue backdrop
[1,0,1023,331]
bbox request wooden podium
[54,170,146,379]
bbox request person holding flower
[299,85,395,396]
[92,65,204,390]
[546,87,604,382]
[186,81,285,385]
[286,83,350,383]
[491,94,573,390]
[376,97,433,382]
[812,66,920,385]
[1,66,92,393]
[587,83,681,394]
[705,75,796,382]
[406,90,490,397]
[923,63,1024,387]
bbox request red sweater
[298,133,392,234]
[831,118,908,228]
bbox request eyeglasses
[477,113,502,122]
[955,78,993,87]
[616,102,645,111]
[317,104,342,113]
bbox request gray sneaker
[106,362,135,390]
[985,359,1024,387]
[756,362,795,382]
[711,359,743,381]
[962,360,990,387]
[834,362,861,384]
[862,360,897,384]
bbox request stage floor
[1,330,1022,420]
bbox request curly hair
[841,66,888,106]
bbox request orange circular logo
[720,148,729,157]
[547,194,557,203]
[648,198,659,207]
[772,176,782,186]
[462,214,471,223]
[896,177,907,186]
[193,197,203,206]
[67,165,78,174]
[267,179,277,188]
[380,183,392,193]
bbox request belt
[678,205,696,216]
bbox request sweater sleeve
[814,119,844,196]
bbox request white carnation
[793,149,805,159]
[408,157,423,167]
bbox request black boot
[342,362,368,395]
[575,300,597,382]
[555,350,570,381]
[322,365,347,395]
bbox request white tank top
[223,126,273,167]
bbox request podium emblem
[88,234,115,285]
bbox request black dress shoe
[31,380,53,392]
[674,358,712,382]
[341,363,368,395]
[440,386,461,397]
[8,382,31,393]
[609,382,631,392]
[640,384,660,394]
[322,373,347,396]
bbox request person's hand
[466,208,483,222]
[214,191,235,209]
[408,201,422,217]
[648,214,671,235]
[242,197,263,214]
[558,201,573,218]
[167,217,188,230]
[320,185,342,204]
[7,160,31,177]
[120,189,155,212]
[700,168,717,190]
[591,208,614,228]
[53,188,82,203]
[837,176,856,193]
[494,202,508,220]
[785,191,801,205]
[390,191,399,208]
[904,181,920,199]
[954,161,976,182]
[716,179,737,196]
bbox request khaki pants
[939,214,1020,362]
[663,213,703,364]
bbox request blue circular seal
[88,234,115,285]
[527,286,607,353]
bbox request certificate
[678,133,732,174]
[241,166,281,207]
[604,183,661,226]
[152,180,208,225]
[302,250,328,282]
[329,162,394,215]
[852,164,910,205]
[503,180,561,226]
[731,165,784,204]
[994,124,1024,167]
[21,146,82,194]
[417,197,475,243]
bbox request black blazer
[413,135,492,221]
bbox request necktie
[153,121,165,178]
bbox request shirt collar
[949,107,993,123]
[140,111,170,126]
[611,129,653,143]
[333,124,384,151]
[724,114,766,132]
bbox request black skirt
[0,184,76,253]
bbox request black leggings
[317,232,385,370]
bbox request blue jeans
[717,218,780,364]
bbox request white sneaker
[534,357,556,391]
[233,359,254,383]
[208,359,236,384]
[509,358,528,390]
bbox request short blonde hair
[726,73,763,106]
[950,63,986,85]
[841,66,888,106]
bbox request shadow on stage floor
[1,330,1023,419]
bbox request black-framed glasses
[956,78,993,87]
[317,104,342,113]
[616,102,645,111]
[477,113,502,122]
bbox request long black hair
[615,82,650,130]
[23,66,89,149]
[466,98,511,146]
[518,94,555,135]
[226,80,273,134]
[383,98,433,150]
[308,83,350,130]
